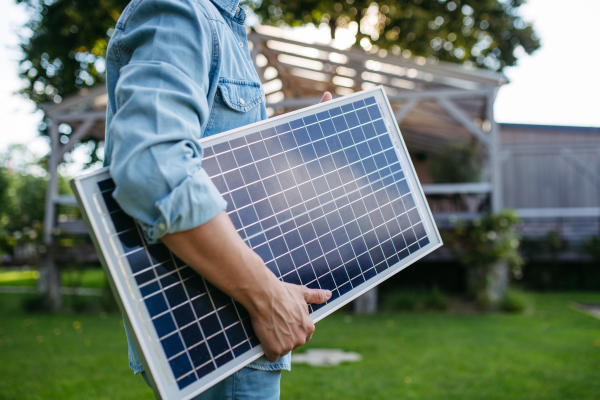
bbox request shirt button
[236,7,240,13]
[157,222,167,231]
[239,98,245,105]
[239,42,243,47]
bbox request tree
[251,0,540,71]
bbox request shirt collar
[210,0,241,18]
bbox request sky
[0,0,599,162]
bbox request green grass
[0,268,106,288]
[1,292,599,399]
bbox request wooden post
[487,91,502,213]
[353,288,378,314]
[39,120,61,311]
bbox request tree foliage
[251,0,540,71]
[17,0,128,106]
[428,141,482,183]
[0,146,78,258]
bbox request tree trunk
[37,252,61,312]
[467,259,509,309]
[354,287,378,314]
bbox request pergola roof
[42,27,507,245]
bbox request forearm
[161,210,281,316]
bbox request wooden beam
[516,207,600,218]
[422,182,492,194]
[437,97,490,147]
[249,32,506,86]
[394,99,419,124]
[43,122,59,245]
[57,119,95,160]
[560,148,600,186]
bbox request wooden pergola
[39,29,507,310]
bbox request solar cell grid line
[70,86,442,400]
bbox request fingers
[319,91,333,103]
[303,288,332,304]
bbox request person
[103,0,333,398]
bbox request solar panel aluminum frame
[70,85,442,400]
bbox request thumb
[304,288,332,304]
[319,92,332,103]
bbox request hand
[319,91,333,103]
[162,212,331,363]
[248,275,331,362]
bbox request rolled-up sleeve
[108,0,226,243]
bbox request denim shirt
[104,0,291,374]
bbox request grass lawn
[0,292,599,400]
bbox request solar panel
[71,86,442,400]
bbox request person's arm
[162,211,331,361]
[163,92,334,361]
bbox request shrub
[501,290,529,313]
[423,287,450,312]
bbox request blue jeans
[142,368,281,400]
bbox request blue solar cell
[225,323,247,346]
[344,112,360,128]
[202,157,221,177]
[355,107,371,124]
[200,313,221,337]
[352,99,365,109]
[170,353,193,379]
[246,131,262,144]
[299,144,318,163]
[238,206,259,226]
[319,119,336,137]
[208,333,230,356]
[367,104,382,120]
[264,136,284,156]
[177,372,197,389]
[373,119,387,134]
[325,135,343,153]
[240,164,260,184]
[165,284,188,308]
[248,141,269,161]
[217,152,237,172]
[276,254,295,275]
[275,123,291,134]
[233,146,253,166]
[153,313,177,338]
[403,193,416,209]
[261,127,277,139]
[329,107,342,116]
[293,127,311,147]
[290,118,304,129]
[317,111,330,121]
[303,114,318,125]
[173,303,196,327]
[286,148,303,168]
[127,249,151,273]
[341,103,354,112]
[189,342,211,368]
[332,116,348,132]
[181,323,202,347]
[306,123,324,141]
[229,137,246,149]
[98,178,116,192]
[279,131,297,151]
[362,123,376,139]
[135,269,155,285]
[282,271,301,285]
[213,142,231,154]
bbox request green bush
[423,287,450,311]
[381,287,450,312]
[501,290,529,313]
[428,141,482,183]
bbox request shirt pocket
[203,78,265,137]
